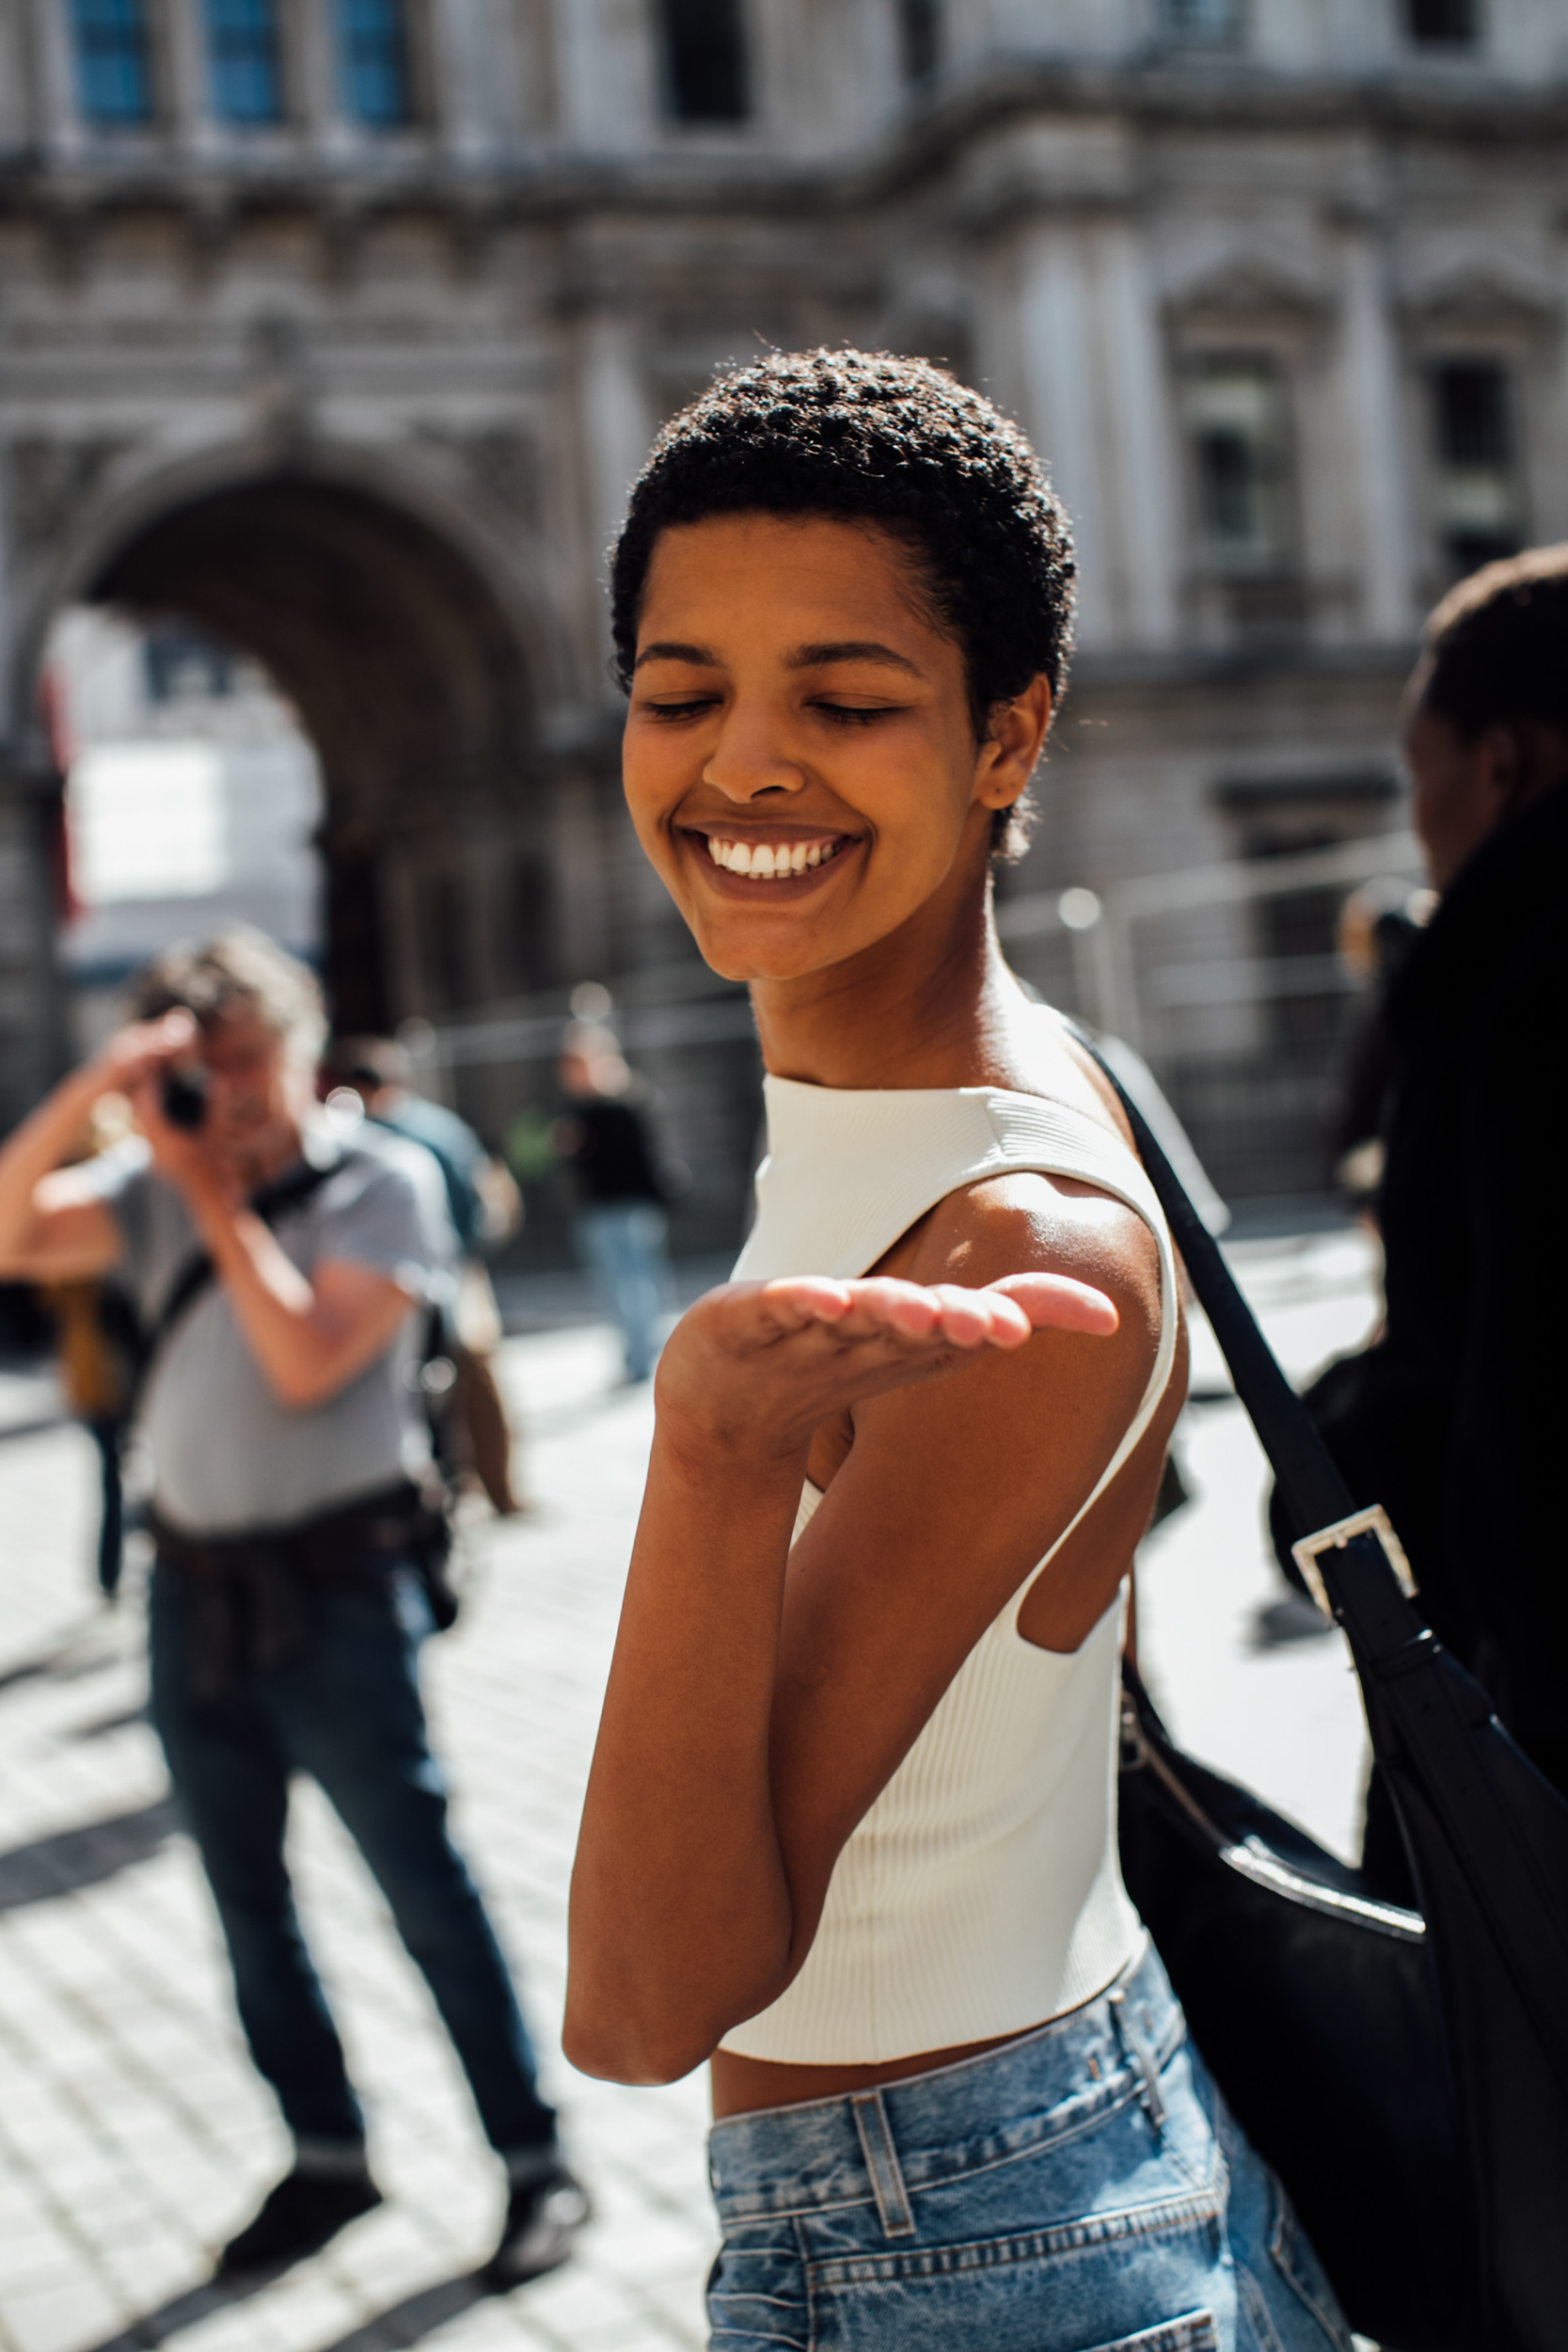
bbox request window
[1405,0,1479,43]
[1162,0,1243,43]
[71,0,154,125]
[898,0,942,87]
[206,0,284,125]
[659,0,750,124]
[337,0,413,128]
[1432,361,1520,574]
[1188,356,1294,572]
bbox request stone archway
[86,471,547,1033]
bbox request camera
[161,1066,209,1132]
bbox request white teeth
[705,837,841,877]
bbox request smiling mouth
[700,835,848,880]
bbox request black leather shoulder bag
[1085,1044,1568,2352]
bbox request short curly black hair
[1421,543,1568,739]
[610,349,1075,859]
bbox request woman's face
[622,513,1048,984]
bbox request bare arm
[0,1014,196,1281]
[566,1178,1164,2085]
[128,1076,418,1412]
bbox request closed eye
[811,701,903,727]
[645,696,721,722]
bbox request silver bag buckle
[1291,1503,1417,1626]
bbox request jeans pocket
[1082,2315,1218,2352]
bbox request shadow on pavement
[0,1620,119,1698]
[75,2267,492,2352]
[73,2270,280,2352]
[0,1796,180,1912]
[1249,1595,1337,1649]
[310,2270,490,2351]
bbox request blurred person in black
[326,1037,526,1514]
[553,1024,674,1384]
[1285,548,1568,1887]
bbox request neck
[749,870,1030,1091]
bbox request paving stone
[0,1251,1380,2352]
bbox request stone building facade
[1,0,1564,1220]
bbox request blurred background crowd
[2,0,1559,1293]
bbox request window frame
[1427,356,1524,580]
[71,0,158,130]
[1182,348,1301,580]
[657,0,752,129]
[336,0,418,132]
[205,0,287,129]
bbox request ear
[1475,723,1523,820]
[974,675,1054,812]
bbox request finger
[749,1278,855,1333]
[989,1271,1120,1337]
[928,1285,1036,1348]
[830,1279,944,1343]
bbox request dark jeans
[149,1561,556,2161]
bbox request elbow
[562,1984,721,2089]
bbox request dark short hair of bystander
[1421,542,1568,740]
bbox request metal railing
[410,829,1424,1206]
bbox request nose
[702,702,803,803]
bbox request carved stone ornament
[5,437,135,561]
[413,427,541,531]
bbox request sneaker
[218,2167,383,2276]
[485,2161,590,2286]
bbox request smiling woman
[566,353,1353,2352]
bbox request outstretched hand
[655,1269,1118,1462]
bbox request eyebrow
[633,638,923,676]
[634,641,721,670]
[786,640,923,677]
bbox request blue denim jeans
[575,1200,669,1382]
[149,1562,556,2165]
[706,1943,1351,2352]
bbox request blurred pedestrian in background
[325,1037,527,1514]
[1275,548,1568,1887]
[0,930,584,2283]
[1326,877,1433,1216]
[553,1022,675,1385]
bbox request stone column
[1017,220,1112,650]
[293,0,354,159]
[28,0,84,159]
[1338,222,1417,645]
[578,309,654,646]
[1097,219,1180,650]
[160,0,214,153]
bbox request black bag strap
[1067,1028,1423,1667]
[138,1151,356,1383]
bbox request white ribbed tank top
[717,1071,1178,2066]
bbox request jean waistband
[708,1938,1182,2229]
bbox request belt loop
[1109,1987,1167,2134]
[850,2090,915,2239]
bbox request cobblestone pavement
[0,1232,1382,2352]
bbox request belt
[150,1481,441,1581]
[152,1482,447,1698]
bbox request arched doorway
[86,472,544,1033]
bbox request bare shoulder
[899,1168,1160,1338]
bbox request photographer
[0,930,583,2282]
